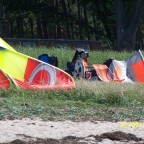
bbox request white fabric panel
[109,60,133,83]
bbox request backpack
[38,54,58,67]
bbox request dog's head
[72,48,89,63]
[75,48,89,59]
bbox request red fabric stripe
[0,70,11,89]
[132,60,144,82]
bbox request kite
[0,38,75,90]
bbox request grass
[0,46,144,121]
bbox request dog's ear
[77,48,84,52]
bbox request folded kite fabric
[92,64,124,82]
[93,50,144,83]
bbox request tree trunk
[37,18,42,38]
[83,0,90,40]
[16,16,21,38]
[42,19,48,38]
[55,0,62,38]
[123,0,144,50]
[0,0,3,36]
[9,16,14,37]
[28,18,34,38]
[96,0,113,44]
[116,0,144,50]
[92,2,97,40]
[77,0,82,39]
[60,0,70,39]
[115,0,125,51]
[67,0,73,39]
[16,15,24,38]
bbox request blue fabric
[67,62,75,72]
[38,54,50,63]
[38,54,58,67]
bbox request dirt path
[0,118,144,144]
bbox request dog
[65,48,98,80]
[72,48,89,79]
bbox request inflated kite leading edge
[0,38,75,90]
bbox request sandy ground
[0,118,144,144]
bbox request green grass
[15,46,134,69]
[0,46,144,121]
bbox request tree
[115,0,144,51]
[1,0,144,50]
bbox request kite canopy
[126,50,144,82]
[93,50,144,83]
[0,38,75,90]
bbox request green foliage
[1,0,144,50]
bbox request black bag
[49,56,58,67]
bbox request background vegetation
[0,46,144,121]
[0,0,144,50]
